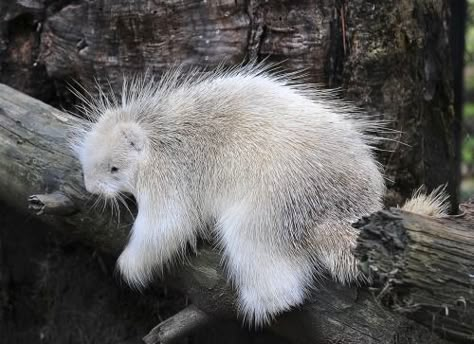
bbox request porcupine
[71,64,449,326]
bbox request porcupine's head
[68,76,160,199]
[76,116,147,198]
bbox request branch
[0,83,467,343]
[28,192,77,215]
[143,305,212,344]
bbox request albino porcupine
[70,64,449,326]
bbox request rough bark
[0,0,458,207]
[2,82,471,343]
[355,207,474,344]
[341,0,458,209]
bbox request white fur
[71,64,448,327]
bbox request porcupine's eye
[110,166,119,173]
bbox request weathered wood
[0,82,464,343]
[0,83,130,254]
[355,208,474,343]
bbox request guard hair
[401,185,450,217]
[71,62,420,327]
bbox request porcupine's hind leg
[217,202,315,327]
[309,221,361,284]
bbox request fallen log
[355,207,474,343]
[0,83,471,343]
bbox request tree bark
[355,207,474,344]
[2,82,473,343]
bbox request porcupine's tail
[401,185,450,217]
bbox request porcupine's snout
[82,172,105,195]
[83,174,99,194]
[83,172,120,199]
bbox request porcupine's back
[72,64,386,251]
[128,66,386,252]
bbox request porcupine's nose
[83,175,98,194]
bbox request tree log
[2,83,472,343]
[0,83,130,254]
[355,207,474,343]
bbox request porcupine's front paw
[117,243,154,288]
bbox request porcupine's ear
[119,123,146,152]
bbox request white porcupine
[71,64,449,326]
